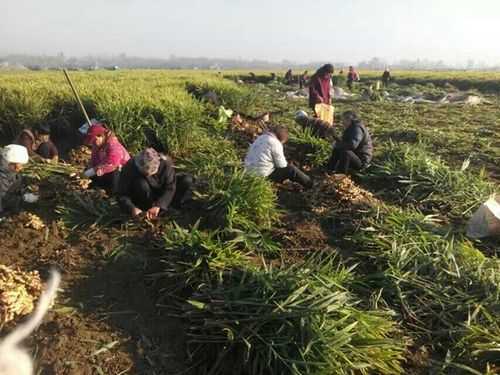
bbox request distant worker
[309,64,334,111]
[382,68,392,87]
[294,110,335,139]
[0,145,29,217]
[244,125,312,188]
[284,69,293,85]
[346,66,360,90]
[118,148,194,220]
[15,124,58,163]
[299,70,309,89]
[83,123,130,193]
[327,111,373,174]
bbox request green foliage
[355,208,500,371]
[163,253,405,375]
[368,142,498,219]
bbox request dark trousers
[90,169,121,194]
[131,174,194,211]
[347,80,353,90]
[327,149,363,174]
[269,165,312,188]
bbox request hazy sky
[2,0,500,64]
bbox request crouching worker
[244,126,312,188]
[117,148,193,220]
[83,124,130,193]
[0,145,29,217]
[327,111,373,174]
[16,124,59,163]
[294,110,335,139]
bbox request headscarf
[134,148,161,176]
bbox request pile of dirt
[0,264,43,324]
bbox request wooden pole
[62,69,92,126]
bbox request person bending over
[327,111,373,174]
[294,110,336,139]
[117,148,193,220]
[244,126,312,188]
[16,124,58,163]
[0,145,29,217]
[83,123,130,193]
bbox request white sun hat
[2,144,29,164]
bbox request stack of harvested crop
[19,212,46,230]
[67,145,91,166]
[310,174,379,215]
[230,113,269,141]
[335,175,377,205]
[0,265,43,324]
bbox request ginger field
[0,69,499,374]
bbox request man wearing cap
[83,123,130,193]
[117,148,194,220]
[0,145,29,217]
[15,124,59,162]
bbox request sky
[2,0,500,65]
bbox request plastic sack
[314,103,334,126]
[23,193,39,203]
[466,195,500,239]
[78,118,100,135]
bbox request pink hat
[84,124,107,145]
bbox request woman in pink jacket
[83,124,130,193]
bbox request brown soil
[0,174,187,374]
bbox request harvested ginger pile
[21,213,46,230]
[0,265,43,324]
[311,174,379,214]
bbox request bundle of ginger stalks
[0,265,43,324]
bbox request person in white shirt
[244,126,312,188]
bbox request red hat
[84,124,107,145]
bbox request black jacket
[338,121,373,164]
[118,157,176,212]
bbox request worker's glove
[83,168,96,178]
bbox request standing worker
[327,111,373,174]
[284,69,293,85]
[299,70,309,89]
[83,123,130,193]
[309,64,334,112]
[346,66,360,90]
[0,145,29,217]
[244,125,312,188]
[382,68,392,87]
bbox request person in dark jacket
[327,111,373,174]
[299,70,309,89]
[15,124,59,162]
[117,148,193,220]
[309,64,334,111]
[284,69,293,85]
[382,68,391,87]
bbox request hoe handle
[63,69,93,126]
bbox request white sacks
[466,195,500,239]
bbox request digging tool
[62,69,92,127]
